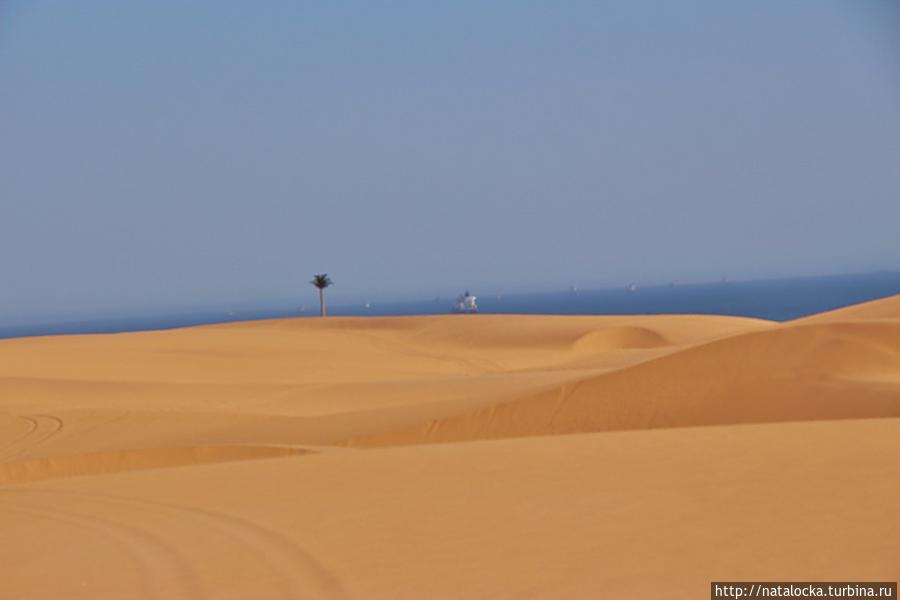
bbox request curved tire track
[0,497,206,600]
[0,414,63,462]
[1,488,348,600]
[0,415,38,461]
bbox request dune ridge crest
[0,445,312,485]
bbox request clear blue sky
[2,1,899,322]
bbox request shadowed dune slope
[347,319,900,446]
[0,444,311,486]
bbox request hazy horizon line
[3,267,898,329]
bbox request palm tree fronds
[311,273,333,289]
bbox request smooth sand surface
[1,297,899,598]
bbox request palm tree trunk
[319,288,326,317]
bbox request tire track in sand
[1,487,348,600]
[0,499,206,600]
[0,415,38,461]
[0,414,63,462]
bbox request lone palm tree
[310,273,333,317]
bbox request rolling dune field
[2,296,899,598]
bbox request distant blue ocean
[2,271,899,340]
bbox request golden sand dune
[1,295,898,598]
[350,319,900,446]
[1,419,898,599]
[798,292,900,322]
